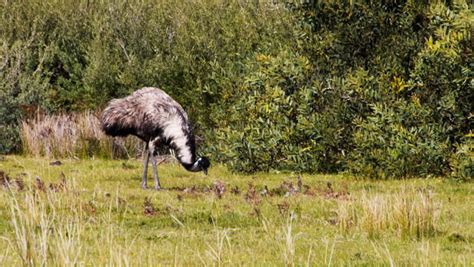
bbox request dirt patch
[49,172,67,192]
[212,181,225,199]
[245,183,261,205]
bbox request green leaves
[1,1,472,179]
[349,101,451,178]
[214,51,328,173]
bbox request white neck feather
[162,117,194,165]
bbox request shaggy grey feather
[100,87,210,189]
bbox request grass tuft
[20,112,142,159]
[335,188,441,239]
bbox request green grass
[0,156,473,266]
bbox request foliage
[349,101,451,178]
[0,96,21,154]
[449,134,474,181]
[214,51,312,173]
[1,0,296,151]
[1,1,473,179]
[212,1,472,177]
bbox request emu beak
[203,169,208,175]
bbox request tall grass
[336,188,441,239]
[7,184,83,266]
[282,213,301,267]
[3,178,142,266]
[202,228,232,266]
[20,112,143,159]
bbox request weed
[230,186,240,195]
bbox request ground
[0,155,473,266]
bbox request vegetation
[1,1,473,179]
[1,2,472,264]
[0,156,473,265]
[20,112,141,159]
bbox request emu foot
[141,182,148,190]
[154,184,161,191]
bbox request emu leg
[148,139,161,190]
[151,154,161,190]
[141,142,150,189]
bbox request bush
[449,135,474,181]
[2,1,472,179]
[213,51,313,173]
[348,102,451,178]
[1,0,297,153]
[0,95,21,153]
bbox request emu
[100,87,210,190]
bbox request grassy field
[0,155,473,266]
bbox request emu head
[195,156,210,175]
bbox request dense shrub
[0,97,22,154]
[213,51,314,173]
[449,134,474,181]
[212,1,472,177]
[349,102,451,178]
[1,1,472,179]
[346,3,472,178]
[0,0,297,152]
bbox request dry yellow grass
[20,112,142,159]
[335,188,441,238]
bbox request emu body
[100,87,210,189]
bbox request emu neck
[181,158,202,172]
[160,114,198,172]
[175,142,196,169]
[167,129,197,170]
